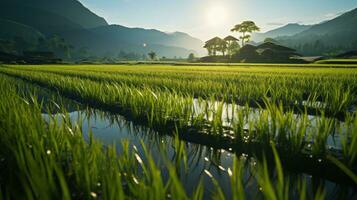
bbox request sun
[205,4,228,27]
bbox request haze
[79,0,357,40]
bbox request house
[232,42,302,63]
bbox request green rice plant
[254,144,327,200]
[3,64,357,116]
[327,155,357,185]
[326,86,353,115]
[253,98,307,156]
[254,144,289,200]
[172,133,188,172]
[1,73,353,200]
[232,104,246,142]
[309,114,334,158]
[203,170,226,200]
[228,157,246,200]
[210,98,225,135]
[0,66,354,160]
[340,113,357,166]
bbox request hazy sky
[79,0,357,40]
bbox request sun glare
[205,4,228,27]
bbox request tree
[204,39,215,56]
[224,36,239,56]
[45,35,73,60]
[148,51,156,60]
[217,39,227,56]
[264,37,278,44]
[204,37,227,56]
[187,53,195,61]
[228,40,240,56]
[231,21,260,47]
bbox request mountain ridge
[1,0,108,29]
[252,23,313,42]
[277,8,357,55]
[0,0,204,58]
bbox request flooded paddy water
[37,91,356,199]
[2,65,357,199]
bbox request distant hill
[1,0,107,29]
[58,27,198,58]
[252,23,312,42]
[0,2,83,34]
[0,0,204,59]
[89,25,204,55]
[295,9,357,37]
[0,19,44,43]
[277,8,357,55]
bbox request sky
[79,0,357,40]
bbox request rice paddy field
[0,64,357,199]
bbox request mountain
[252,23,312,42]
[0,0,107,29]
[0,0,204,59]
[0,2,83,34]
[58,27,199,58]
[295,9,357,37]
[277,8,357,55]
[0,19,44,43]
[89,25,204,55]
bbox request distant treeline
[0,35,155,63]
[286,40,357,56]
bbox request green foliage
[187,53,195,61]
[204,37,227,56]
[148,51,157,60]
[0,64,356,199]
[227,40,240,56]
[231,21,260,46]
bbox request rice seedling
[0,66,355,162]
[2,64,357,116]
[0,64,356,199]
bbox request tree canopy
[231,21,260,46]
[148,51,156,60]
[203,21,259,57]
[204,37,227,56]
[204,36,242,57]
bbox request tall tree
[204,37,227,56]
[218,39,228,56]
[231,21,260,47]
[203,40,214,56]
[148,51,156,60]
[228,41,240,56]
[224,36,239,56]
[187,53,195,61]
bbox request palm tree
[231,21,260,47]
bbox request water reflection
[31,86,356,199]
[192,98,346,151]
[42,108,356,199]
